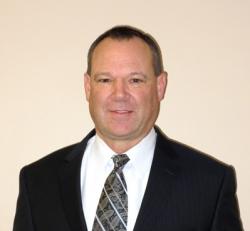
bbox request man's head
[84,25,167,152]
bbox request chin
[107,127,136,139]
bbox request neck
[96,131,151,154]
[105,139,140,154]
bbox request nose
[112,79,128,99]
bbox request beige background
[1,0,249,230]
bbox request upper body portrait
[13,25,244,231]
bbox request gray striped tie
[92,154,130,231]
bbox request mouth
[111,110,132,115]
[110,110,133,115]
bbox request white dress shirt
[81,128,156,231]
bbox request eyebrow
[92,71,148,79]
[129,72,148,79]
[92,72,112,79]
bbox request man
[13,26,243,231]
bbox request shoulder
[154,127,238,201]
[27,143,78,167]
[21,130,96,175]
[155,127,234,177]
[20,143,79,178]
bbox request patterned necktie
[92,154,130,231]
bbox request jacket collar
[134,126,180,230]
[59,130,95,231]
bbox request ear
[157,71,168,100]
[84,73,91,101]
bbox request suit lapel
[134,128,180,230]
[59,130,95,231]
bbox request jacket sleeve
[211,166,244,231]
[13,167,34,231]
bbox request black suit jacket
[13,128,243,231]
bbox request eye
[98,78,111,83]
[129,78,145,84]
[96,78,112,83]
[128,73,147,85]
[93,73,113,84]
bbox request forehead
[91,37,153,72]
[92,37,152,59]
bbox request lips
[114,110,130,113]
[108,108,134,116]
[110,110,132,114]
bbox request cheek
[89,89,108,109]
[134,89,157,109]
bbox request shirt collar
[125,128,156,179]
[91,128,156,178]
[91,135,115,173]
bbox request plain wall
[1,0,249,230]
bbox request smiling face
[84,37,167,151]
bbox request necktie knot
[112,154,129,171]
